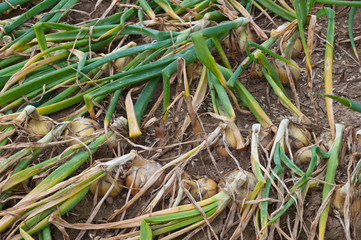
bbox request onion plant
[0,0,32,15]
[322,8,336,138]
[323,94,361,113]
[348,6,359,60]
[39,165,254,240]
[319,124,345,240]
[2,1,361,239]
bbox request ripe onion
[273,59,300,85]
[65,118,99,145]
[27,112,54,137]
[216,144,230,158]
[125,159,164,195]
[108,133,121,148]
[114,56,133,72]
[114,42,136,72]
[184,178,217,200]
[90,175,123,197]
[281,38,302,58]
[287,122,312,152]
[294,147,312,164]
[1,35,12,45]
[333,185,361,216]
[236,25,255,54]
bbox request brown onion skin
[273,59,300,85]
[90,176,123,197]
[286,123,312,153]
[125,160,164,195]
[294,147,312,164]
[332,187,361,216]
[188,178,217,200]
[65,118,98,146]
[282,38,302,58]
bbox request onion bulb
[114,42,136,72]
[225,125,238,150]
[114,56,132,72]
[236,25,255,54]
[184,178,217,200]
[125,160,164,195]
[294,147,312,164]
[218,170,257,209]
[287,122,312,152]
[320,131,333,152]
[108,132,121,148]
[186,61,203,80]
[332,185,361,216]
[113,116,128,131]
[216,144,230,158]
[259,128,274,150]
[90,175,123,197]
[273,59,300,85]
[27,112,54,137]
[332,187,346,215]
[281,38,302,58]
[65,118,99,145]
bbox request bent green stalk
[322,94,361,113]
[316,0,361,6]
[0,0,31,15]
[4,0,61,33]
[139,171,249,239]
[293,0,313,76]
[319,123,345,240]
[4,0,78,54]
[348,7,359,60]
[255,0,296,21]
[0,144,83,193]
[134,77,160,125]
[260,143,285,239]
[16,187,89,240]
[226,36,277,88]
[216,64,272,128]
[259,119,289,239]
[262,67,312,124]
[16,152,136,239]
[0,132,111,231]
[266,146,330,226]
[0,122,67,176]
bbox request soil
[2,1,361,240]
